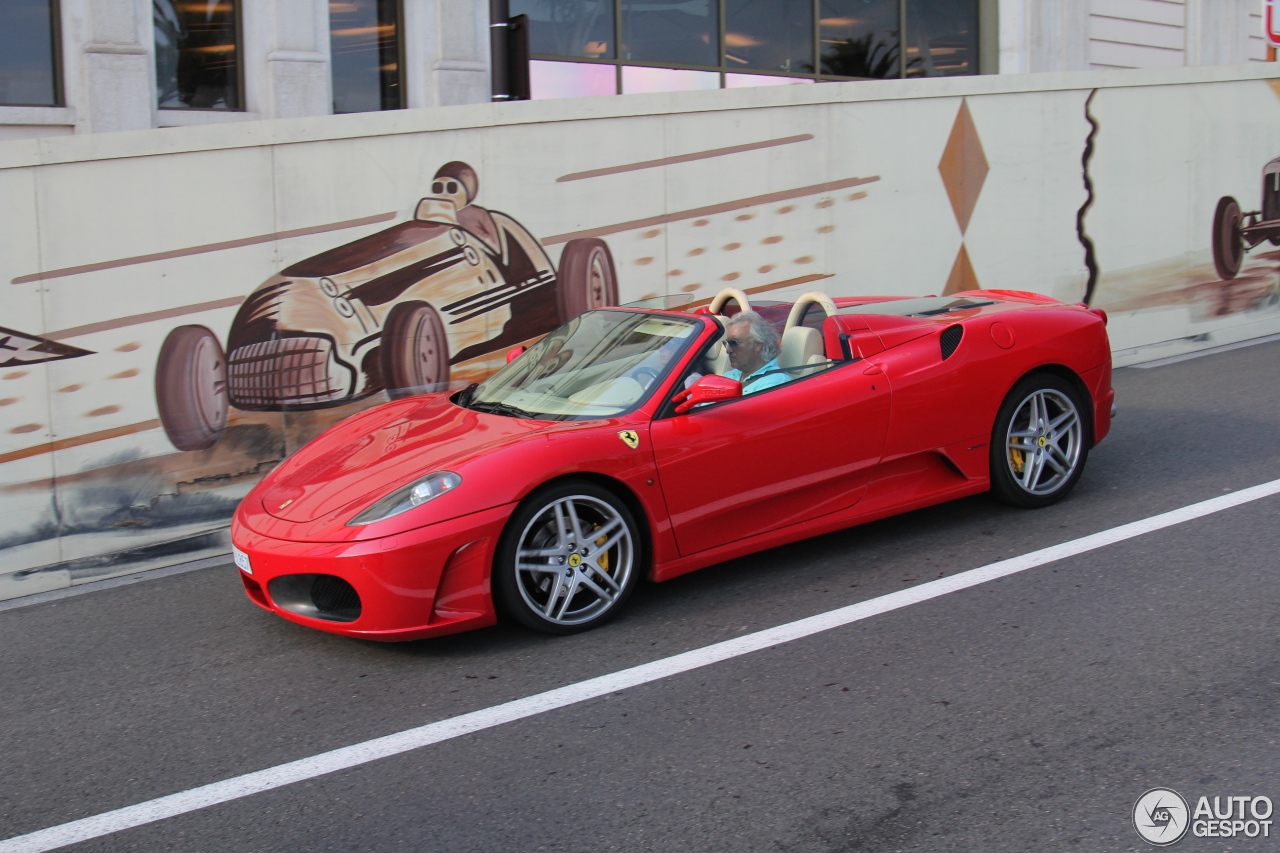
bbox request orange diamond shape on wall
[943,244,980,295]
[938,99,988,235]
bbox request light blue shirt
[724,357,790,395]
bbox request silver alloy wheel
[1004,388,1083,496]
[514,494,635,627]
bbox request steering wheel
[631,366,660,388]
[784,291,838,333]
[707,287,752,316]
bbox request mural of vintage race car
[1212,156,1280,280]
[155,162,618,451]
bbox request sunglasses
[722,338,754,351]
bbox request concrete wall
[2,64,1279,598]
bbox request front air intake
[268,574,362,622]
[940,325,963,360]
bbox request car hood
[257,394,565,526]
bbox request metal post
[491,0,511,100]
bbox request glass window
[514,0,615,59]
[0,0,59,106]
[530,60,617,99]
[330,0,404,113]
[501,1,982,94]
[621,66,719,94]
[154,0,241,109]
[724,0,812,74]
[905,0,978,77]
[619,0,716,67]
[818,0,901,78]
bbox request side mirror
[506,346,525,363]
[672,374,742,414]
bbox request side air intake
[940,325,963,360]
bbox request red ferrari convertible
[230,288,1114,640]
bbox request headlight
[347,471,462,526]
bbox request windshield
[464,310,702,420]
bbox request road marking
[4,478,1280,853]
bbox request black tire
[155,325,228,451]
[493,481,641,635]
[380,301,449,398]
[1212,196,1244,280]
[556,239,618,323]
[990,373,1090,509]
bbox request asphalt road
[2,339,1278,853]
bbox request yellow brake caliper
[592,524,610,573]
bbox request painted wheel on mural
[556,239,618,323]
[1212,196,1244,280]
[381,301,449,398]
[155,325,229,452]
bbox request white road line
[5,479,1280,853]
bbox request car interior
[672,287,846,412]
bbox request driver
[722,311,789,394]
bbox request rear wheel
[155,325,228,451]
[493,481,640,634]
[380,301,449,398]
[1212,196,1244,280]
[990,373,1089,509]
[556,239,618,322]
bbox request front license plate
[232,545,252,575]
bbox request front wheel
[1212,196,1244,280]
[493,481,641,634]
[990,373,1089,509]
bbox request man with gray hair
[722,311,789,394]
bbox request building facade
[0,0,1273,139]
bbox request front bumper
[231,503,514,641]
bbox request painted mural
[2,68,1279,598]
[154,161,618,452]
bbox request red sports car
[230,288,1114,640]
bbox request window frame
[329,0,408,115]
[155,0,245,112]
[518,0,993,94]
[0,0,64,108]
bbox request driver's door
[648,364,890,557]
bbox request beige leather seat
[701,314,731,375]
[779,325,825,378]
[777,290,836,379]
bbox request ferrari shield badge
[617,430,640,450]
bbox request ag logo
[617,430,639,450]
[1134,788,1190,846]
